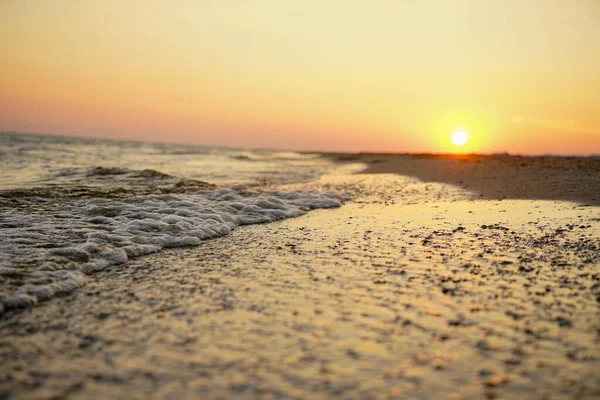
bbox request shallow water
[0,133,342,313]
[0,132,332,190]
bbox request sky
[1,0,599,154]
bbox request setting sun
[451,130,469,147]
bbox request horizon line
[2,130,599,158]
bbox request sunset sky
[1,0,599,154]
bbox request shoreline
[1,169,598,399]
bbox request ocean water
[0,132,343,313]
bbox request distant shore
[323,152,600,205]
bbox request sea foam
[0,187,343,313]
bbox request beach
[3,0,600,398]
[1,142,599,399]
[331,153,600,205]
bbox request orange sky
[1,0,599,154]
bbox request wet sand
[1,158,599,399]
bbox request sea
[0,132,343,314]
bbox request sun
[451,130,469,147]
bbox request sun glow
[451,130,469,147]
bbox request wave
[0,186,343,314]
[0,165,217,199]
[229,152,322,162]
[85,166,174,179]
[0,178,216,200]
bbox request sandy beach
[1,154,599,399]
[331,153,600,205]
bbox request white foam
[0,187,343,313]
